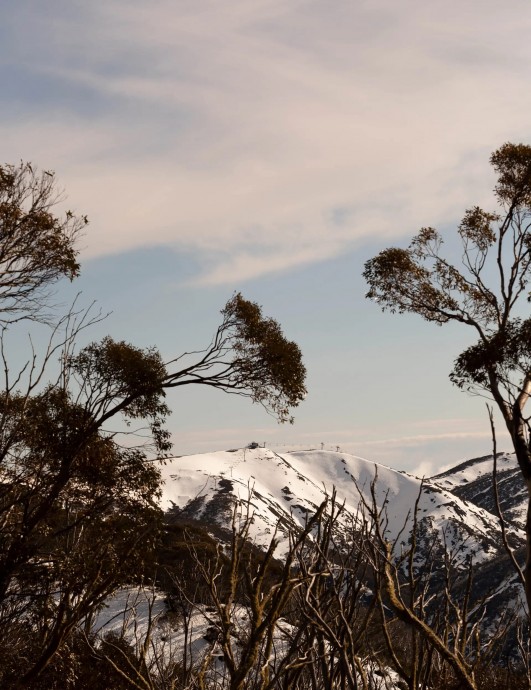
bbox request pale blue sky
[2,0,529,473]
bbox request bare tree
[358,473,520,690]
[75,484,529,690]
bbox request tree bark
[504,407,531,617]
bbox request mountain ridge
[160,447,526,564]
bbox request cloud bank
[2,0,531,283]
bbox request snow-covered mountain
[158,445,528,652]
[159,447,526,565]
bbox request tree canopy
[163,292,306,424]
[0,162,86,322]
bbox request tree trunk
[525,494,531,619]
[506,410,531,617]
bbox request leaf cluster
[364,143,531,395]
[70,337,171,454]
[0,162,86,321]
[221,293,307,423]
[491,142,531,207]
[451,318,531,394]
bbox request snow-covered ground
[92,586,406,690]
[93,587,223,672]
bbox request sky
[1,0,530,474]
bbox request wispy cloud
[2,0,531,283]
[355,430,504,448]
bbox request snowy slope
[160,447,522,563]
[93,587,405,690]
[431,452,527,528]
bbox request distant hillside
[432,452,526,529]
[160,447,525,564]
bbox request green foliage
[364,143,531,333]
[451,318,531,391]
[0,385,162,684]
[458,206,498,249]
[363,243,459,323]
[70,336,172,454]
[0,162,86,321]
[0,385,163,610]
[221,292,307,423]
[491,142,531,206]
[363,142,531,389]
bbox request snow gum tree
[0,162,307,686]
[0,162,85,322]
[364,142,531,615]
